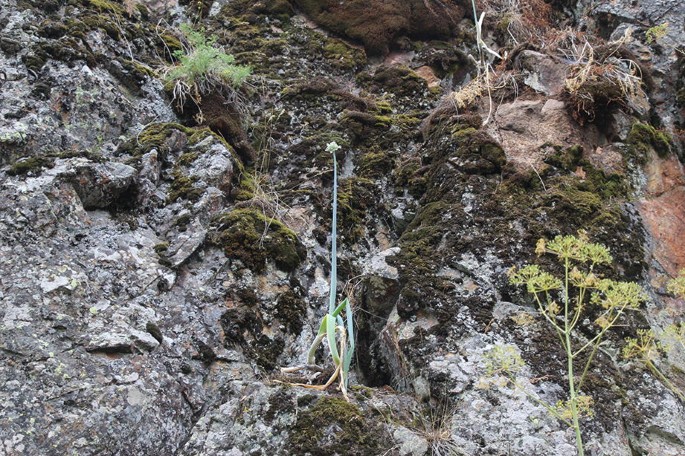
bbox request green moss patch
[275,291,306,334]
[167,169,202,203]
[119,123,238,163]
[322,38,367,70]
[542,144,629,199]
[357,65,427,97]
[340,110,391,140]
[397,200,455,274]
[83,0,125,15]
[8,156,55,176]
[289,396,391,455]
[357,150,394,178]
[627,122,672,162]
[392,157,428,198]
[208,209,305,273]
[430,128,506,176]
[337,177,376,242]
[119,123,190,157]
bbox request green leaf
[326,315,340,365]
[332,298,348,317]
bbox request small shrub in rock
[508,232,646,456]
[163,24,251,114]
[667,269,685,297]
[562,33,647,124]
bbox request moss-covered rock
[292,0,464,56]
[357,150,394,178]
[219,290,286,370]
[178,0,214,20]
[396,200,456,275]
[322,38,367,71]
[119,123,238,163]
[546,184,602,219]
[167,169,202,203]
[430,127,507,176]
[8,156,55,176]
[288,396,391,454]
[189,92,256,166]
[392,157,428,198]
[82,0,126,15]
[340,110,391,140]
[260,0,296,21]
[357,65,428,97]
[627,121,672,162]
[275,290,306,335]
[118,123,190,157]
[544,144,583,171]
[337,177,376,242]
[208,208,305,273]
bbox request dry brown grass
[452,71,517,105]
[477,0,552,45]
[560,29,647,123]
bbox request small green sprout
[508,232,646,456]
[645,22,669,44]
[484,345,525,377]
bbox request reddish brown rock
[292,0,465,55]
[414,66,441,88]
[488,97,606,170]
[639,154,685,275]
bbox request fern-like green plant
[163,24,251,112]
[280,142,355,400]
[623,328,685,402]
[668,269,685,298]
[508,232,646,456]
[622,269,685,403]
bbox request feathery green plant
[623,328,685,402]
[508,232,646,456]
[668,269,685,298]
[163,24,251,112]
[482,344,594,431]
[622,269,685,403]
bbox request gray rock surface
[1,0,685,454]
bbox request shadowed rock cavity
[355,275,402,387]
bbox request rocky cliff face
[1,0,684,454]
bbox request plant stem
[329,152,338,314]
[564,258,584,456]
[577,335,602,391]
[645,360,685,403]
[566,331,584,456]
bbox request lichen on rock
[2,0,685,454]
